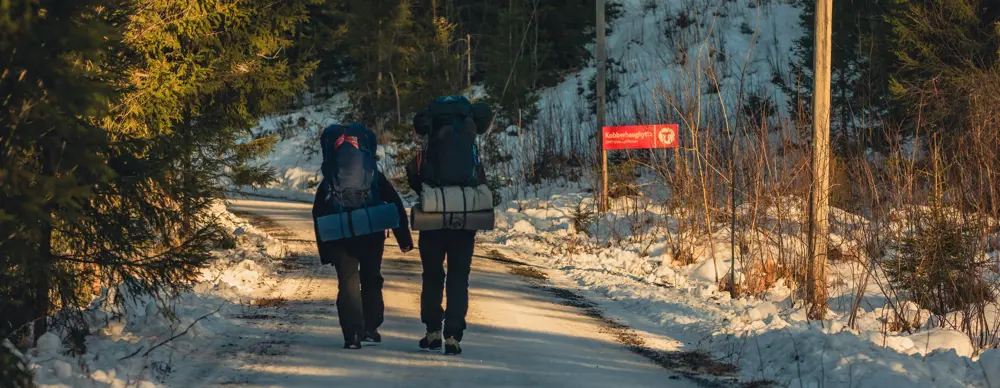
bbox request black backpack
[414,96,491,187]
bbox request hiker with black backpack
[406,96,496,355]
[311,123,413,350]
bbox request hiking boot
[444,337,462,355]
[361,329,381,343]
[418,331,442,350]
[344,333,362,350]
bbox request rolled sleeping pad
[419,184,493,213]
[316,202,400,242]
[410,204,495,231]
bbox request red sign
[602,124,679,150]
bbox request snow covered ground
[481,186,1000,388]
[18,201,290,388]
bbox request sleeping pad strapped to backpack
[315,123,399,242]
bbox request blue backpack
[320,123,380,210]
[316,123,398,242]
[413,95,491,187]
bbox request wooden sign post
[596,0,608,212]
[601,124,680,209]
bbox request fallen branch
[119,306,221,361]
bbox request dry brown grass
[252,297,288,308]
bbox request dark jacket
[404,155,488,195]
[312,171,413,248]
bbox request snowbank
[483,185,999,388]
[23,200,286,388]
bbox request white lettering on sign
[604,131,653,139]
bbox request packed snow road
[217,196,694,387]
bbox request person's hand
[400,244,414,253]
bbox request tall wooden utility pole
[807,0,832,320]
[596,0,608,212]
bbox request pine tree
[413,1,467,100]
[109,0,316,228]
[342,0,417,135]
[298,0,352,98]
[2,0,318,353]
[1,0,119,347]
[302,0,623,129]
[334,0,470,139]
[888,0,1000,140]
[783,0,894,150]
[483,0,543,124]
[480,0,623,124]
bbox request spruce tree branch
[50,255,165,269]
[52,218,216,265]
[123,3,199,45]
[50,227,212,269]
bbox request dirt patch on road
[230,210,296,240]
[507,266,549,280]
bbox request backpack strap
[321,129,338,212]
[470,143,480,186]
[439,186,447,226]
[346,208,355,237]
[461,186,468,214]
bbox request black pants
[317,233,386,340]
[419,229,477,341]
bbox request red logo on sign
[602,124,679,150]
[335,134,359,150]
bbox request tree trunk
[467,34,472,91]
[34,150,57,342]
[377,69,383,135]
[838,68,848,146]
[376,20,385,137]
[390,72,402,125]
[34,221,52,342]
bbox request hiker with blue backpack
[406,96,496,355]
[311,123,413,350]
